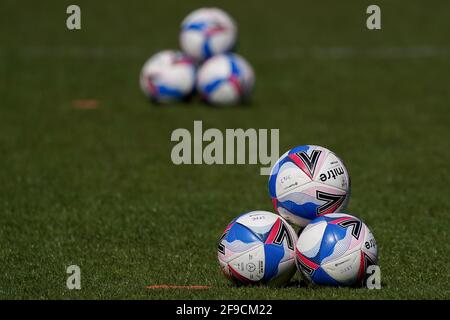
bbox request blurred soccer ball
[295,213,378,286]
[139,50,195,103]
[269,145,351,227]
[217,211,297,286]
[197,53,254,106]
[180,7,237,61]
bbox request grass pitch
[0,0,449,299]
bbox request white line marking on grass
[146,284,210,289]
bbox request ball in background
[269,145,351,227]
[197,53,255,106]
[180,7,237,61]
[139,50,196,103]
[217,211,297,286]
[295,213,378,287]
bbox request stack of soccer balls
[139,8,255,106]
[218,145,378,287]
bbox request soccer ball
[180,7,237,61]
[269,145,351,227]
[197,53,255,106]
[295,213,378,287]
[217,211,297,286]
[139,50,196,103]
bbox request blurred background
[0,0,449,299]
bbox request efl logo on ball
[180,7,237,61]
[139,50,196,103]
[217,211,297,286]
[295,213,378,287]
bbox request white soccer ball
[218,211,298,286]
[295,213,378,287]
[139,50,196,103]
[180,7,237,61]
[197,53,255,106]
[269,145,351,227]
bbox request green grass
[0,0,449,299]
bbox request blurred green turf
[0,0,449,299]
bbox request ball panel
[267,258,297,287]
[320,212,352,220]
[317,223,349,263]
[295,249,320,281]
[225,222,262,244]
[287,145,328,180]
[311,266,341,286]
[284,219,299,254]
[288,145,311,155]
[322,226,359,264]
[268,145,351,226]
[209,31,236,56]
[219,238,261,263]
[218,212,297,286]
[263,218,297,260]
[320,227,353,265]
[208,82,239,105]
[268,150,290,198]
[276,183,348,224]
[274,161,311,198]
[229,54,254,96]
[179,30,204,61]
[236,210,279,235]
[307,183,348,216]
[276,189,319,222]
[139,50,195,103]
[276,207,311,227]
[263,243,286,283]
[362,225,378,264]
[197,55,231,84]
